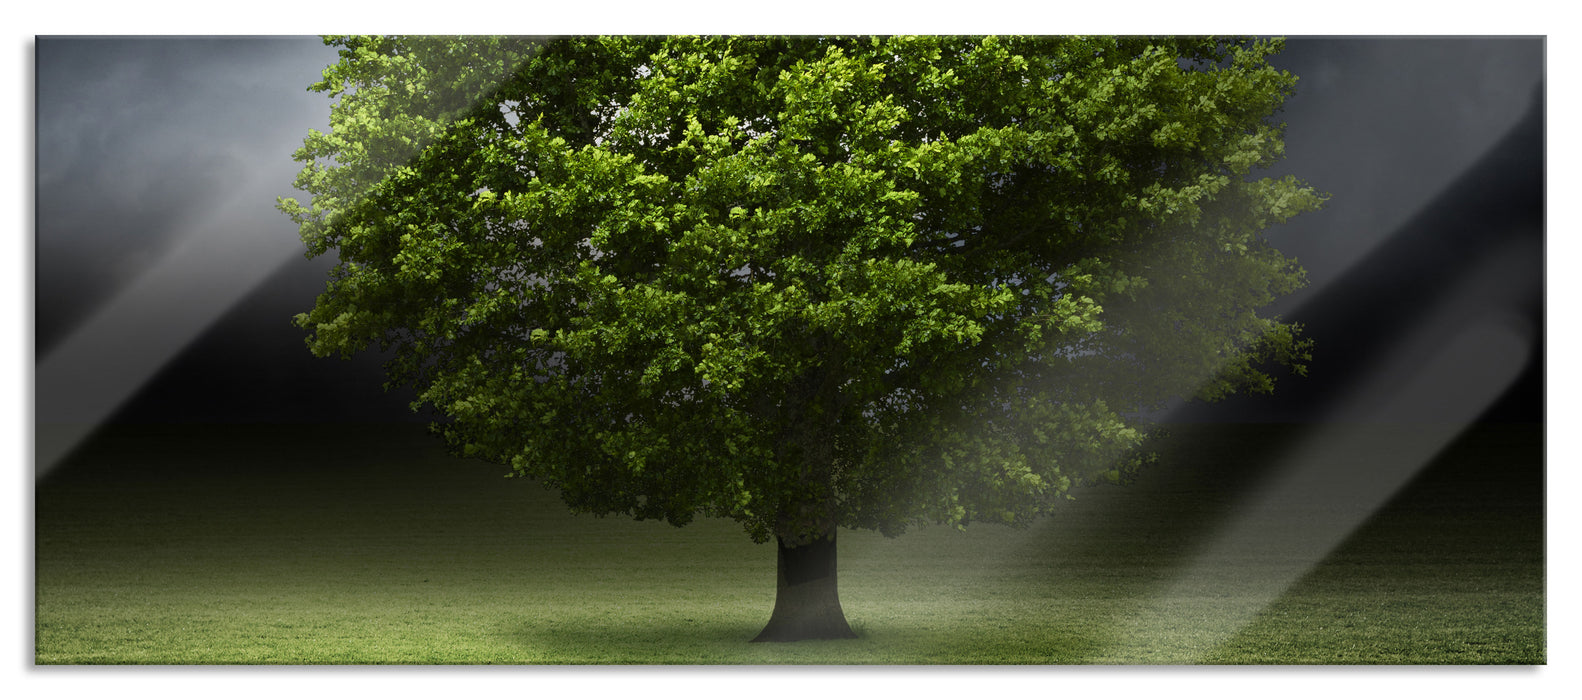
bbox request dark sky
[36,37,339,351]
[33,37,1546,455]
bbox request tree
[280,35,1320,642]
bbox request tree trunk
[751,531,858,642]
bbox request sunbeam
[1105,234,1537,662]
[35,171,302,476]
[35,38,549,479]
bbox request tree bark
[751,531,858,642]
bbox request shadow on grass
[497,617,775,664]
[498,612,1111,664]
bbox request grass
[34,421,1543,664]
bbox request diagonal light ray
[1104,234,1537,662]
[1086,88,1542,661]
[35,170,302,477]
[35,38,553,480]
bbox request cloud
[35,36,339,352]
[1264,37,1542,311]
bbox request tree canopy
[281,35,1320,547]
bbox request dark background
[34,37,1546,464]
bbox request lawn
[34,421,1543,664]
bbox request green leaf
[285,34,1318,545]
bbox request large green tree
[281,35,1319,642]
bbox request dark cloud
[1177,89,1544,423]
[1262,37,1543,312]
[35,36,339,353]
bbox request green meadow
[34,422,1543,664]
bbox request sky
[1171,43,1546,423]
[35,37,339,352]
[33,36,1545,435]
[1255,38,1541,310]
